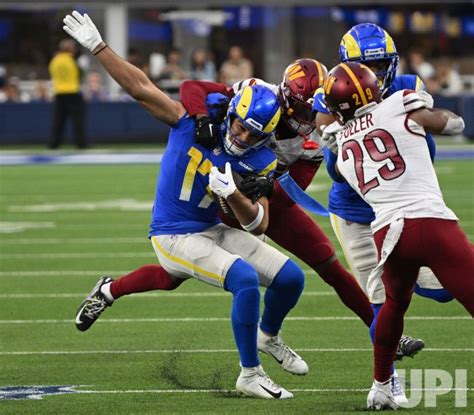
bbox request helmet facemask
[361,56,399,97]
[279,87,316,136]
[223,114,272,157]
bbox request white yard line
[67,387,474,394]
[0,348,471,356]
[0,271,132,277]
[0,252,155,260]
[0,268,319,277]
[0,316,469,324]
[0,291,335,299]
[0,237,147,245]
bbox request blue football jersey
[149,115,277,236]
[316,75,426,223]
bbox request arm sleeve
[324,148,345,183]
[179,80,233,116]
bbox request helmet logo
[324,76,337,95]
[245,118,263,132]
[341,33,362,59]
[287,64,305,81]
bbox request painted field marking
[0,267,321,277]
[66,387,474,395]
[8,199,152,213]
[0,291,335,299]
[0,316,470,324]
[0,348,472,356]
[0,237,147,245]
[0,252,155,260]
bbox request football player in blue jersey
[64,11,308,399]
[312,23,455,404]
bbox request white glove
[418,90,434,109]
[209,162,237,199]
[63,11,103,52]
[320,123,341,155]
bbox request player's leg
[329,213,383,302]
[108,265,182,299]
[225,259,291,399]
[75,265,184,332]
[265,200,374,327]
[331,212,424,363]
[265,199,374,327]
[152,229,293,399]
[70,94,87,149]
[368,224,421,410]
[218,224,307,375]
[420,219,474,315]
[49,95,68,149]
[258,259,308,375]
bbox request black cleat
[75,276,113,332]
[395,335,425,361]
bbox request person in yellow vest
[48,39,87,149]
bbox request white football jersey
[336,89,457,232]
[232,78,323,166]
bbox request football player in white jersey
[323,61,474,410]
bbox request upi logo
[397,369,468,408]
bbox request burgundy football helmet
[324,61,381,125]
[279,58,328,135]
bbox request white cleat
[257,328,309,375]
[391,371,408,405]
[367,379,399,410]
[236,365,293,399]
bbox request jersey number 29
[342,129,406,195]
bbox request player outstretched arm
[409,107,465,135]
[63,11,183,126]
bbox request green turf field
[0,160,472,413]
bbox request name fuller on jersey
[342,113,374,138]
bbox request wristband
[93,44,108,56]
[242,203,264,232]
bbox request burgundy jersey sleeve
[179,80,234,117]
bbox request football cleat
[235,365,293,399]
[367,379,399,410]
[391,371,408,405]
[257,328,309,375]
[75,276,113,332]
[395,335,425,361]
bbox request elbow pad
[441,116,465,135]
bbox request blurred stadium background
[0,0,473,146]
[0,1,473,413]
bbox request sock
[110,265,181,299]
[224,259,260,368]
[370,303,395,376]
[374,298,407,382]
[318,259,374,327]
[260,259,304,336]
[100,282,114,303]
